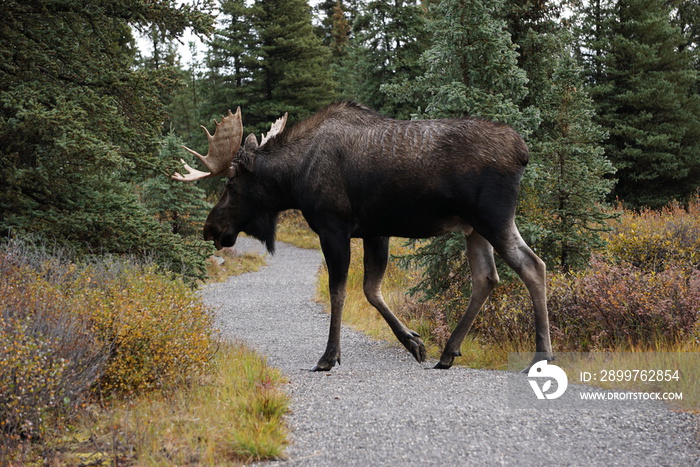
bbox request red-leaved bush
[549,258,700,350]
[473,258,700,351]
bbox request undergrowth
[276,210,320,249]
[205,247,267,283]
[46,343,288,466]
[1,238,287,464]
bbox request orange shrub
[605,194,700,273]
[74,263,218,393]
[0,243,217,457]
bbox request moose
[173,101,553,371]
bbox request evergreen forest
[2,0,700,278]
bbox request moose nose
[203,222,219,245]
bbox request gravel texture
[202,237,699,466]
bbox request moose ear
[237,133,259,171]
[245,133,259,152]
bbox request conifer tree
[204,0,257,120]
[0,0,215,280]
[330,1,352,58]
[167,43,208,144]
[413,0,538,129]
[501,1,616,270]
[314,0,359,50]
[578,0,700,207]
[141,134,211,237]
[342,0,428,119]
[205,0,336,135]
[524,36,616,271]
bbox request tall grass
[205,247,267,283]
[50,343,288,465]
[276,210,320,249]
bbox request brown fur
[201,102,552,371]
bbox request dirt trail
[202,237,699,466]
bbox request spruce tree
[314,0,359,49]
[413,0,538,129]
[342,0,429,119]
[204,0,258,120]
[501,1,616,270]
[578,0,700,208]
[330,1,352,57]
[0,0,215,281]
[524,36,616,271]
[394,0,538,297]
[253,0,336,124]
[205,0,336,135]
[141,134,211,237]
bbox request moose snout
[203,222,221,249]
[203,222,236,250]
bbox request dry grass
[276,210,320,250]
[205,247,267,283]
[46,343,289,465]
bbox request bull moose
[173,101,553,371]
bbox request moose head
[173,109,288,252]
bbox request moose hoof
[434,361,453,370]
[311,353,340,372]
[434,349,461,369]
[398,330,426,363]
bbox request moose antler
[260,113,288,146]
[172,107,243,181]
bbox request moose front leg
[363,237,426,363]
[312,233,351,372]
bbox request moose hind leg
[436,231,499,369]
[363,237,426,363]
[494,223,553,367]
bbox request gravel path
[202,238,699,466]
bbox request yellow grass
[47,343,289,465]
[276,210,320,249]
[205,248,266,283]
